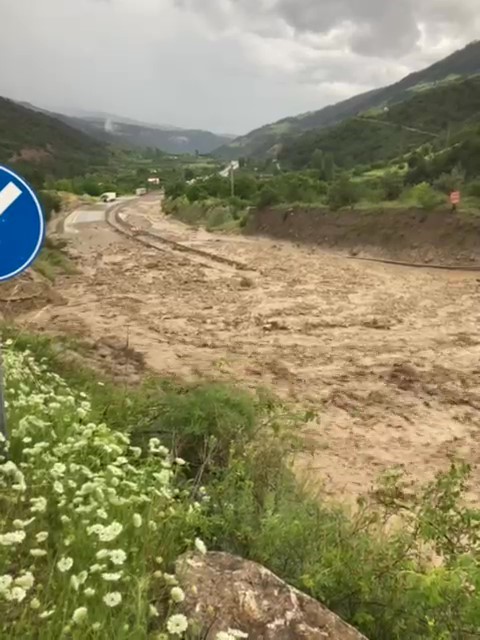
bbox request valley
[15,195,480,501]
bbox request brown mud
[4,195,480,501]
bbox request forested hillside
[216,41,480,160]
[0,98,110,181]
[279,76,480,171]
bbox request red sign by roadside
[450,191,461,205]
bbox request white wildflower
[77,571,88,585]
[70,575,80,591]
[13,518,34,529]
[30,598,41,610]
[132,513,142,528]
[195,538,207,555]
[228,630,248,638]
[92,622,101,631]
[167,614,188,635]
[53,481,64,494]
[89,564,104,574]
[0,530,26,546]
[149,604,159,617]
[30,497,47,513]
[103,591,122,607]
[39,608,55,619]
[5,586,26,602]
[171,586,185,603]
[72,606,88,624]
[163,573,178,585]
[36,531,48,543]
[51,463,66,478]
[175,457,186,466]
[110,549,127,566]
[14,572,34,590]
[101,572,122,582]
[84,588,96,598]
[57,557,74,573]
[30,549,47,558]
[99,521,123,542]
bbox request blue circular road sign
[0,166,45,282]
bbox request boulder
[176,552,369,640]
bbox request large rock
[176,552,368,640]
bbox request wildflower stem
[0,346,8,446]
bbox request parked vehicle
[100,192,117,203]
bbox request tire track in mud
[106,200,252,273]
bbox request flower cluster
[0,341,207,637]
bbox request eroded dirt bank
[247,207,480,267]
[7,195,480,501]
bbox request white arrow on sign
[0,182,22,217]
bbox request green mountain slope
[0,97,110,179]
[216,40,480,160]
[279,76,480,170]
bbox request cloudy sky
[1,0,479,135]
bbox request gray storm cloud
[1,0,478,133]
[178,0,479,56]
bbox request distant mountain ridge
[0,97,109,179]
[216,40,480,160]
[17,101,235,155]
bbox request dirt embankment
[247,207,480,267]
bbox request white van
[100,192,117,203]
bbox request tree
[311,149,324,171]
[233,174,257,201]
[257,186,280,208]
[164,180,186,199]
[382,171,404,201]
[186,183,208,202]
[327,174,359,210]
[412,182,443,210]
[81,178,101,197]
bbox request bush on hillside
[381,171,404,201]
[466,180,480,198]
[38,191,62,221]
[411,182,445,210]
[327,174,359,210]
[257,186,281,208]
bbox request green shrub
[466,180,480,198]
[205,207,234,231]
[38,191,62,221]
[257,186,281,208]
[411,182,444,210]
[381,171,404,201]
[327,174,359,210]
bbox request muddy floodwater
[18,196,480,500]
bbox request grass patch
[34,238,77,281]
[2,328,480,638]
